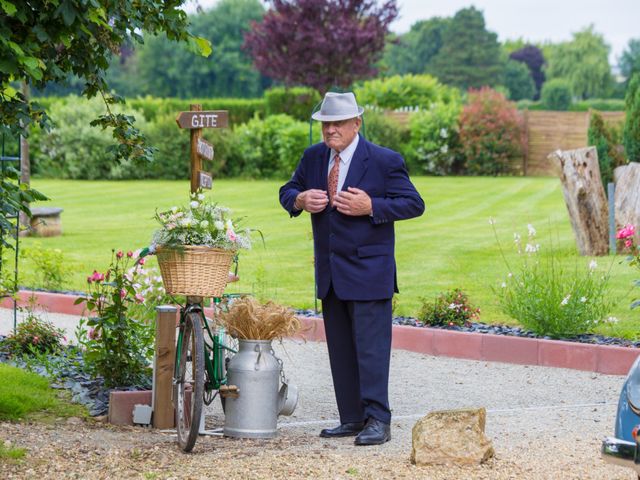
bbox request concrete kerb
[1,290,638,376]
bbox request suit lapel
[320,146,330,190]
[342,135,368,190]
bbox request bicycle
[139,247,240,452]
[173,293,239,452]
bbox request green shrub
[587,112,626,186]
[623,73,640,162]
[125,96,265,125]
[492,223,614,338]
[234,114,309,178]
[406,101,462,175]
[570,98,625,111]
[361,112,410,161]
[265,86,321,122]
[418,288,480,327]
[31,96,148,179]
[355,74,459,110]
[19,242,71,291]
[1,309,65,355]
[541,78,573,111]
[458,88,525,175]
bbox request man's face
[321,117,361,152]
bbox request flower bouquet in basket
[151,191,251,298]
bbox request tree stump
[549,147,608,256]
[614,162,640,245]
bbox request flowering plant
[617,224,640,310]
[417,288,480,327]
[74,249,154,388]
[152,191,251,251]
[492,221,614,338]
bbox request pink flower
[227,228,237,242]
[120,289,126,299]
[88,328,100,340]
[616,224,636,239]
[89,270,105,283]
[138,257,146,265]
[32,336,39,344]
[116,250,124,258]
[135,293,145,304]
[127,251,134,258]
[625,239,633,248]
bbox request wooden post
[153,305,177,429]
[549,147,609,256]
[189,104,203,194]
[613,162,640,246]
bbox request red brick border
[5,291,637,376]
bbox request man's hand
[295,189,329,213]
[333,187,372,216]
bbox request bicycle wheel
[174,311,204,452]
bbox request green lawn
[19,177,639,337]
[0,364,86,421]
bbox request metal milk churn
[223,339,298,438]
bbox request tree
[381,17,449,76]
[619,39,640,83]
[541,78,573,110]
[545,25,612,99]
[509,44,545,99]
[503,59,535,101]
[427,7,504,90]
[136,0,267,98]
[623,73,640,162]
[0,0,210,160]
[244,0,398,94]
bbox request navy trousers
[321,286,393,425]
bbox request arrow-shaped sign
[197,138,214,161]
[176,110,229,129]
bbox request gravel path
[1,333,636,479]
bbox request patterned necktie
[328,154,340,201]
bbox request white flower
[171,206,178,213]
[200,220,209,229]
[588,260,598,271]
[488,217,495,225]
[501,282,507,288]
[197,193,205,201]
[508,272,513,278]
[527,224,536,237]
[439,128,448,138]
[513,233,521,242]
[580,296,587,303]
[560,295,571,306]
[525,243,539,253]
[190,201,199,209]
[606,316,620,324]
[448,303,457,310]
[439,144,448,154]
[214,221,224,230]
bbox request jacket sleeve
[279,156,307,218]
[370,153,425,224]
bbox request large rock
[410,407,494,466]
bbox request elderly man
[279,92,424,445]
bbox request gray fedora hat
[311,92,364,122]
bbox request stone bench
[30,207,64,237]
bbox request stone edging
[3,290,637,376]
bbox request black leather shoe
[319,422,365,438]
[354,418,391,445]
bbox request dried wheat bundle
[220,296,301,340]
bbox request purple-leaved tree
[243,0,398,94]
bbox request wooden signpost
[175,104,228,193]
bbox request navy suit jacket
[279,135,425,301]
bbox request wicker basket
[156,246,235,298]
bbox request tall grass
[19,177,638,337]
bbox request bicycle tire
[174,311,205,452]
